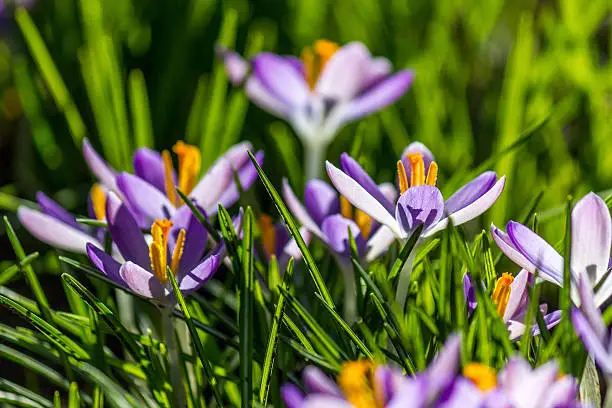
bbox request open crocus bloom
[282,334,462,408]
[463,270,561,341]
[86,193,223,303]
[116,141,263,226]
[219,41,414,178]
[283,178,397,260]
[571,275,612,375]
[326,143,506,261]
[491,192,612,308]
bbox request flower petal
[378,182,398,204]
[82,138,118,191]
[400,142,435,184]
[506,221,564,286]
[315,42,370,101]
[539,376,578,408]
[216,45,249,86]
[119,261,168,299]
[17,207,97,253]
[216,151,264,211]
[117,172,175,222]
[578,274,607,340]
[503,269,529,321]
[341,70,415,123]
[326,161,402,237]
[395,185,444,237]
[570,192,612,286]
[281,384,305,408]
[321,214,365,257]
[133,148,172,193]
[572,308,612,375]
[359,56,393,92]
[304,180,340,225]
[423,176,505,238]
[36,192,83,231]
[340,153,395,214]
[463,274,477,314]
[444,171,497,215]
[490,224,537,274]
[425,334,461,399]
[302,366,342,396]
[169,205,208,273]
[365,226,396,262]
[302,396,352,408]
[244,77,291,118]
[106,192,150,267]
[252,53,309,108]
[178,251,221,295]
[282,179,325,239]
[86,243,125,286]
[189,158,236,215]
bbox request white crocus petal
[325,161,403,238]
[281,179,325,239]
[365,226,397,262]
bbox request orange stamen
[407,153,425,187]
[172,141,201,198]
[258,214,277,256]
[162,150,178,207]
[355,209,372,239]
[337,360,383,408]
[463,363,497,391]
[426,161,438,186]
[397,160,409,194]
[90,184,106,221]
[301,39,339,89]
[341,196,353,220]
[170,228,186,276]
[149,219,174,284]
[491,272,514,317]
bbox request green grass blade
[128,69,154,149]
[239,207,255,408]
[388,225,424,281]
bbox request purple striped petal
[578,275,606,340]
[119,262,168,299]
[281,384,305,408]
[423,176,505,238]
[340,153,395,214]
[378,182,398,204]
[216,150,264,211]
[572,308,612,375]
[444,171,497,215]
[320,214,365,257]
[106,192,150,267]
[359,57,392,92]
[395,185,444,237]
[216,45,249,86]
[400,143,435,184]
[326,161,402,237]
[244,77,291,118]
[425,333,461,398]
[36,192,83,231]
[252,53,309,108]
[341,70,415,123]
[302,366,342,396]
[571,193,611,286]
[315,42,370,101]
[169,205,208,273]
[117,172,175,222]
[503,269,529,321]
[178,251,221,294]
[17,207,97,253]
[133,148,172,193]
[463,274,477,314]
[491,224,537,274]
[189,158,236,215]
[86,243,125,286]
[82,139,118,191]
[506,221,564,286]
[304,180,340,225]
[539,376,578,408]
[220,141,253,169]
[282,179,325,239]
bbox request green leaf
[128,69,154,149]
[68,382,79,408]
[239,207,255,408]
[0,378,53,408]
[176,189,221,242]
[388,225,424,281]
[248,151,335,308]
[0,251,39,286]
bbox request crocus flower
[571,275,612,375]
[491,192,612,307]
[116,141,263,226]
[281,334,462,408]
[463,270,561,341]
[326,143,506,260]
[257,214,310,270]
[86,193,223,304]
[219,41,414,179]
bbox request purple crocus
[85,192,223,304]
[326,143,506,259]
[281,334,462,408]
[219,40,414,179]
[116,141,263,226]
[571,275,612,375]
[491,192,612,308]
[463,270,561,341]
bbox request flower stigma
[337,360,383,408]
[90,184,107,221]
[491,272,514,317]
[396,153,438,194]
[463,363,497,391]
[301,39,340,89]
[149,219,186,284]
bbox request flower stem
[161,307,185,407]
[340,263,357,324]
[304,140,328,181]
[395,250,417,311]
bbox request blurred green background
[0,0,610,261]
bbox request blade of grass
[128,69,154,149]
[239,207,255,408]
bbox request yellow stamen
[341,196,353,220]
[407,153,425,187]
[170,229,186,276]
[162,150,178,207]
[172,141,201,197]
[463,363,497,391]
[301,39,339,89]
[355,209,372,239]
[397,160,409,194]
[426,161,438,186]
[149,219,173,284]
[90,184,106,221]
[491,272,514,317]
[258,214,277,256]
[337,360,383,408]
